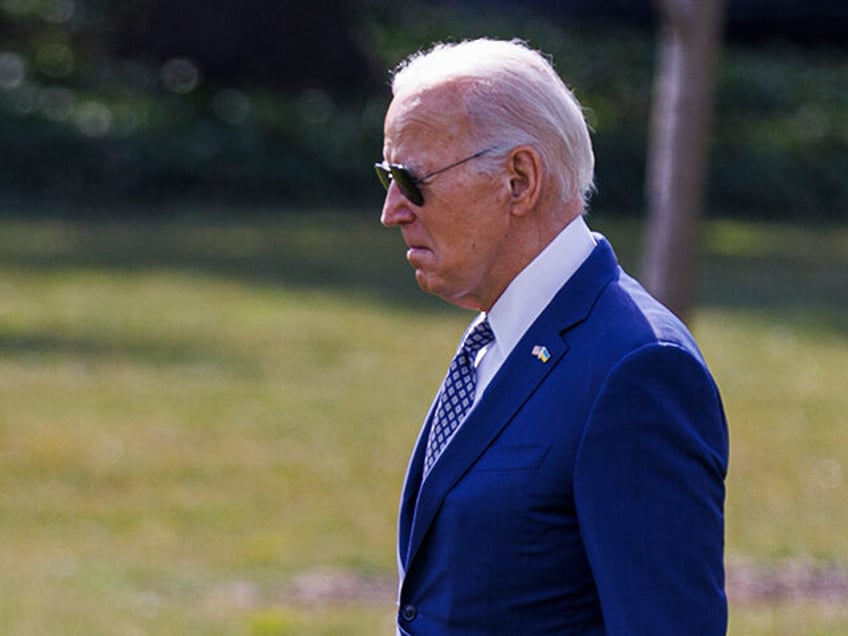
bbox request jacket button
[400,603,418,621]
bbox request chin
[414,270,447,297]
[414,270,436,294]
[416,274,480,310]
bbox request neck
[488,196,587,309]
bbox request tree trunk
[641,0,725,322]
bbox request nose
[380,182,416,227]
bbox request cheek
[430,175,508,259]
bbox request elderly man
[375,38,728,635]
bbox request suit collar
[399,235,620,574]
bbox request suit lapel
[397,397,434,572]
[399,236,620,575]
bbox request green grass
[0,210,846,634]
[730,602,848,636]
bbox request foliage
[0,1,846,217]
[713,44,848,219]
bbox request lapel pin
[532,345,551,363]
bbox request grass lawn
[0,209,845,635]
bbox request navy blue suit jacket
[397,236,728,635]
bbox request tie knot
[462,318,495,359]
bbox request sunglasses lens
[374,164,391,190]
[392,168,423,206]
[374,163,424,206]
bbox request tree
[641,0,726,322]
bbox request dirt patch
[284,559,848,606]
[727,557,848,604]
[287,567,396,605]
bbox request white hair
[391,38,595,207]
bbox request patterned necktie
[422,318,495,478]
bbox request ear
[506,146,542,216]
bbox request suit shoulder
[590,268,705,364]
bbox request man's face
[380,88,513,311]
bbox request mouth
[403,250,423,275]
[406,244,430,256]
[405,242,434,265]
[401,231,432,263]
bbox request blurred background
[1,0,846,218]
[0,0,846,634]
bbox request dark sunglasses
[374,148,495,206]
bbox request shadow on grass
[0,211,452,314]
[0,331,256,373]
[697,220,848,336]
[0,212,845,333]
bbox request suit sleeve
[573,342,729,635]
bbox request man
[375,38,728,635]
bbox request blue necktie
[422,318,495,478]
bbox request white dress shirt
[472,215,597,402]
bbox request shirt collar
[484,215,596,360]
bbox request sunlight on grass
[730,602,848,636]
[705,219,848,262]
[0,213,845,634]
[697,310,848,562]
[0,218,460,633]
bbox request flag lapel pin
[532,345,551,363]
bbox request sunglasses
[374,148,495,206]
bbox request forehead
[384,86,471,158]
